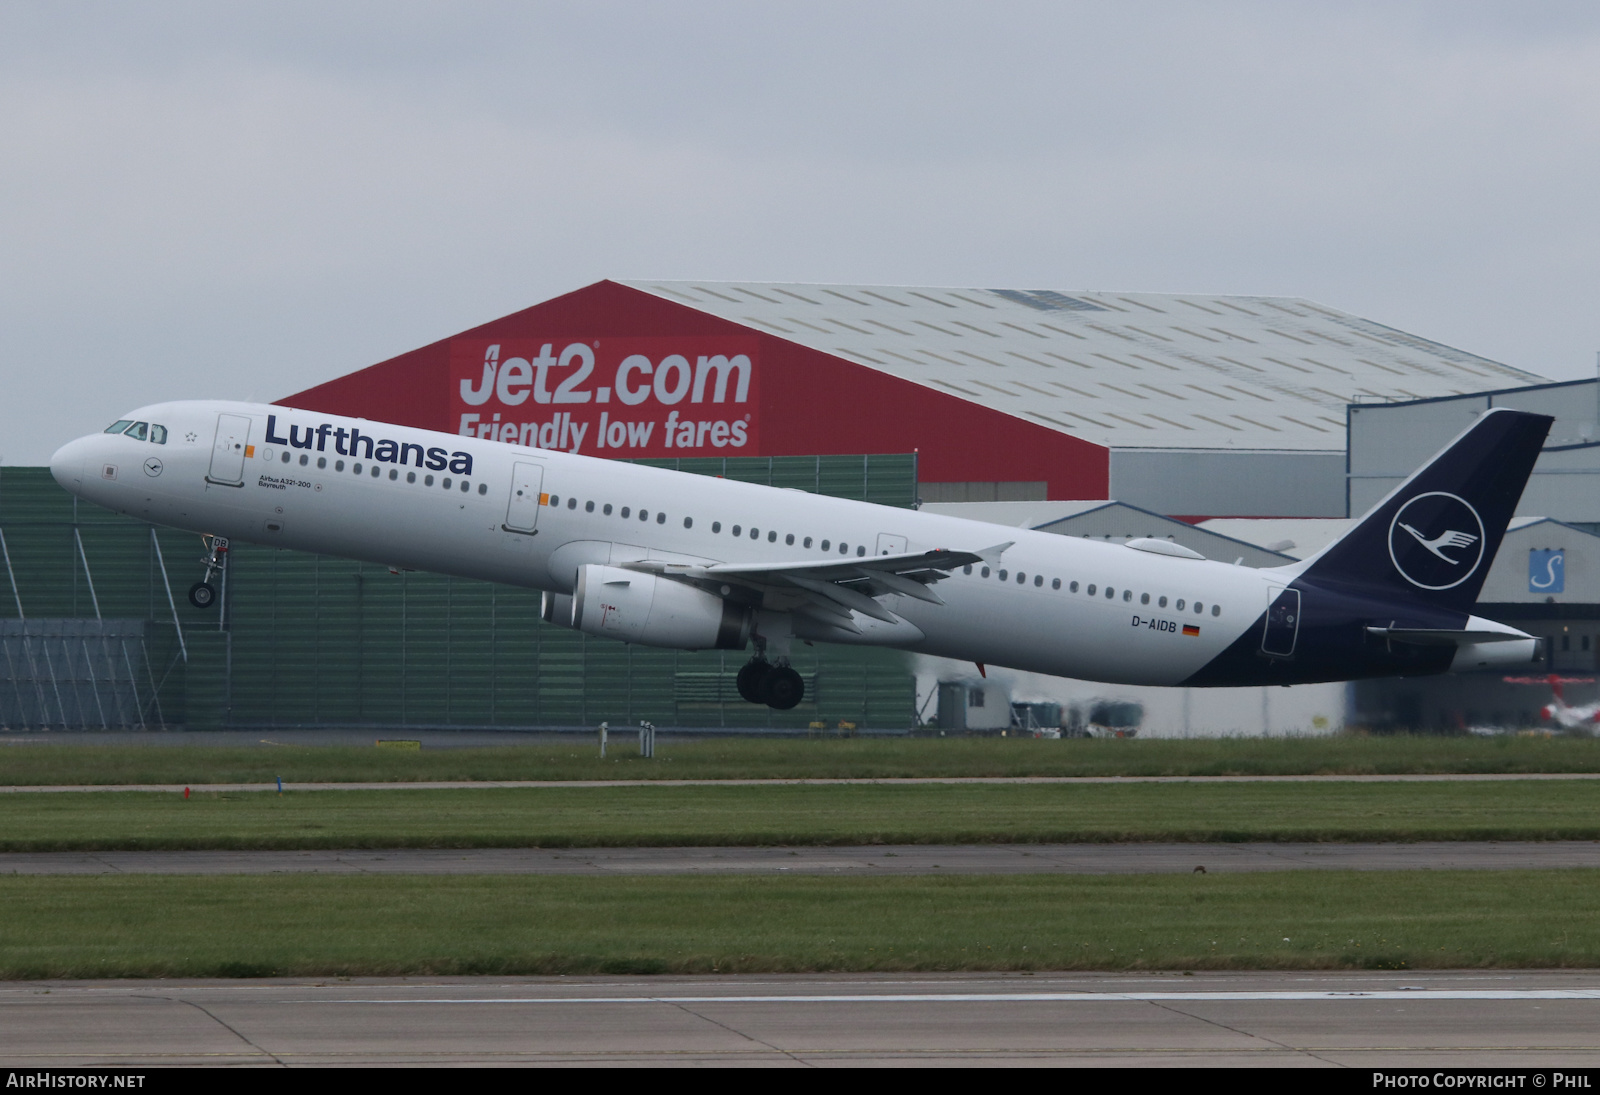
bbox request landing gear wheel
[187,582,216,610]
[736,660,771,704]
[763,666,805,710]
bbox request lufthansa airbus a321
[49,402,1550,708]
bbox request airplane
[49,401,1549,709]
[1504,675,1600,731]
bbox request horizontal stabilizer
[1367,624,1533,647]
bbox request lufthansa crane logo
[1387,491,1485,590]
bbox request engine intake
[572,564,751,651]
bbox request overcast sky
[3,1,1599,464]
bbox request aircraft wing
[629,543,1012,629]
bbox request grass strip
[4,735,1600,785]
[1,781,1599,851]
[1,870,1597,978]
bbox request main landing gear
[737,658,805,710]
[188,535,229,610]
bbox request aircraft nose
[49,436,89,490]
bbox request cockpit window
[126,422,148,441]
[150,424,168,444]
[105,420,133,435]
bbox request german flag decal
[1182,624,1200,637]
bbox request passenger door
[206,413,251,486]
[504,460,546,534]
[875,533,909,556]
[1261,586,1301,658]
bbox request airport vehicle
[50,402,1548,708]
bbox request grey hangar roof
[624,281,1544,454]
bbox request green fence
[0,455,918,730]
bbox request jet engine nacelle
[572,564,751,651]
[540,591,576,629]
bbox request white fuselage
[52,400,1299,685]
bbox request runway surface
[4,772,1600,792]
[4,971,1599,1066]
[5,841,1599,875]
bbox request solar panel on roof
[990,289,1106,313]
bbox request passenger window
[104,420,133,435]
[1123,590,1132,602]
[1141,593,1149,604]
[711,520,720,532]
[337,460,346,472]
[355,463,364,475]
[768,531,777,542]
[550,495,560,506]
[981,567,990,578]
[964,565,973,575]
[785,534,794,545]
[1014,572,1024,584]
[317,457,327,470]
[127,422,148,441]
[372,466,381,477]
[1069,581,1078,592]
[856,546,866,556]
[424,474,432,485]
[1105,587,1115,599]
[585,501,594,512]
[640,510,649,522]
[683,517,693,529]
[406,471,416,483]
[286,453,294,464]
[622,507,631,518]
[732,525,741,536]
[150,425,168,444]
[821,539,830,550]
[1194,602,1204,614]
[1158,596,1168,608]
[1176,599,1186,610]
[750,528,759,539]
[442,477,451,489]
[570,498,579,510]
[479,483,488,495]
[839,543,849,554]
[1087,584,1096,595]
[389,469,398,481]
[1051,578,1060,590]
[460,479,469,491]
[1034,575,1043,587]
[604,504,613,515]
[1211,605,1221,617]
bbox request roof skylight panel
[1137,383,1180,398]
[931,378,983,397]
[878,349,926,366]
[1013,380,1057,397]
[1192,414,1244,431]
[1129,353,1182,372]
[1253,355,1311,374]
[1223,384,1273,403]
[1265,329,1315,345]
[1006,351,1055,368]
[907,291,958,308]
[918,349,969,367]
[1117,297,1167,313]
[742,317,793,334]
[1098,382,1149,400]
[858,289,911,307]
[1049,381,1097,398]
[1104,411,1157,430]
[1279,416,1331,433]
[1209,328,1258,343]
[1036,409,1111,430]
[972,379,1020,397]
[1146,413,1195,430]
[822,288,872,306]
[864,319,914,336]
[1215,300,1260,317]
[957,350,1007,368]
[1124,325,1173,342]
[692,285,742,303]
[914,320,965,337]
[1357,358,1405,377]
[998,322,1049,339]
[1230,414,1280,432]
[1177,299,1225,316]
[773,288,823,305]
[1036,323,1089,340]
[784,316,836,335]
[1075,295,1128,312]
[1044,352,1095,369]
[733,287,784,304]
[1084,323,1138,342]
[842,348,888,364]
[1170,326,1222,343]
[1093,353,1143,370]
[1258,300,1310,317]
[1214,355,1265,374]
[946,291,996,309]
[1293,357,1350,375]
[989,289,1105,313]
[951,321,1001,337]
[1185,383,1232,401]
[825,318,875,335]
[649,285,702,303]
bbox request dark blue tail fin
[1299,407,1551,616]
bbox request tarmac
[5,971,1599,1066]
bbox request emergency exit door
[504,461,545,534]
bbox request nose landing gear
[188,534,229,610]
[736,657,805,710]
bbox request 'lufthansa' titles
[266,415,472,475]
